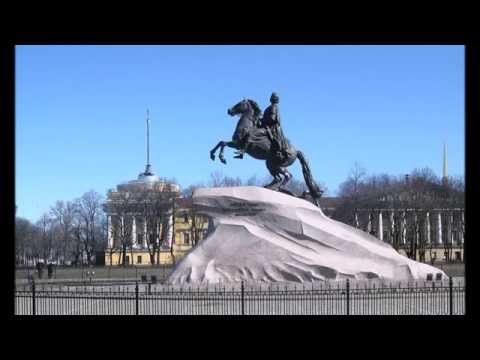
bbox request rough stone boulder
[166,187,446,284]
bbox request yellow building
[104,194,209,266]
[102,164,211,267]
[103,110,209,266]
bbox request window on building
[184,213,189,223]
[455,251,462,262]
[125,256,130,264]
[184,232,190,245]
[137,234,143,244]
[149,233,155,243]
[137,255,142,264]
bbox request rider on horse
[234,92,288,161]
[210,95,323,206]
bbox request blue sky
[16,45,464,222]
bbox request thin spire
[442,142,448,186]
[143,108,153,176]
[146,108,150,168]
[135,108,158,181]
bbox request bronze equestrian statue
[209,93,323,206]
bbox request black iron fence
[15,278,465,315]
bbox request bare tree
[181,196,209,249]
[71,203,84,266]
[339,161,367,198]
[15,217,43,266]
[181,182,205,198]
[36,213,56,264]
[15,217,36,265]
[28,225,42,265]
[246,174,263,186]
[334,165,464,264]
[209,171,225,187]
[223,176,243,187]
[105,190,136,266]
[137,189,175,265]
[50,200,76,265]
[76,191,105,265]
[284,178,308,194]
[208,171,242,187]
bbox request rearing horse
[209,99,323,206]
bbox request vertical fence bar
[32,280,36,316]
[135,282,139,315]
[241,281,245,315]
[449,277,453,315]
[346,279,350,315]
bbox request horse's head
[227,99,251,117]
[228,99,262,119]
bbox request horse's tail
[297,150,323,207]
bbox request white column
[426,211,431,244]
[354,211,359,229]
[367,213,372,234]
[401,211,407,245]
[437,211,443,245]
[414,212,418,246]
[390,211,395,244]
[143,217,148,248]
[165,212,174,248]
[156,220,160,245]
[378,211,383,241]
[121,215,125,243]
[460,211,464,245]
[107,215,113,248]
[132,216,136,246]
[449,212,454,245]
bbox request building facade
[315,197,464,264]
[103,110,209,266]
[352,207,464,263]
[103,170,210,266]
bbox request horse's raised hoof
[220,157,227,164]
[210,153,215,161]
[264,184,278,190]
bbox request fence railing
[15,278,465,315]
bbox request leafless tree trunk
[105,191,135,267]
[135,188,176,265]
[76,191,105,265]
[50,200,75,264]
